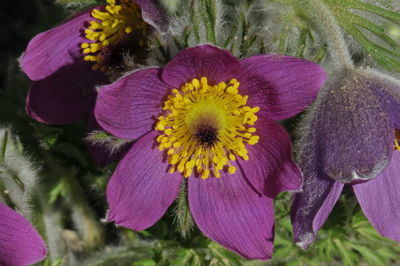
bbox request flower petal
[0,203,47,266]
[95,68,169,139]
[161,45,241,88]
[238,55,326,120]
[362,71,400,128]
[137,0,167,31]
[26,61,106,124]
[238,117,301,198]
[188,161,274,260]
[88,142,131,168]
[87,117,132,168]
[291,127,344,248]
[353,150,400,241]
[310,73,394,183]
[291,178,343,248]
[20,10,93,81]
[106,131,182,230]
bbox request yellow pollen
[81,0,148,71]
[155,77,260,179]
[394,130,400,151]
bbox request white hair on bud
[0,127,40,218]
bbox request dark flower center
[195,123,219,148]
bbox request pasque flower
[291,69,400,248]
[20,0,165,125]
[95,44,326,259]
[0,203,47,266]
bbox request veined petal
[0,203,47,266]
[26,61,106,124]
[95,68,170,140]
[311,72,394,183]
[136,0,167,31]
[353,150,400,241]
[188,161,274,260]
[238,55,326,120]
[106,131,182,230]
[20,9,94,81]
[238,117,301,198]
[161,45,241,88]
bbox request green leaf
[132,258,156,266]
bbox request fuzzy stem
[174,179,194,238]
[0,129,8,161]
[303,0,354,68]
[64,174,104,250]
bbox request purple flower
[0,203,47,266]
[291,69,400,248]
[20,0,165,125]
[94,44,326,259]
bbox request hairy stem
[303,0,354,68]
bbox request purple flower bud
[291,68,400,248]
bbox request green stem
[0,176,15,209]
[0,129,8,161]
[64,174,104,250]
[200,0,217,44]
[175,179,194,238]
[303,0,354,68]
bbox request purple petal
[353,150,400,241]
[291,124,344,248]
[106,131,182,230]
[95,68,169,139]
[310,73,394,183]
[87,117,132,168]
[26,61,106,124]
[188,161,274,260]
[88,142,131,168]
[238,55,326,120]
[362,71,400,128]
[237,55,326,120]
[291,178,343,248]
[0,203,47,266]
[136,0,167,31]
[161,45,241,87]
[20,10,93,81]
[238,117,301,198]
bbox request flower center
[81,0,148,71]
[155,77,260,179]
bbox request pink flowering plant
[95,44,325,259]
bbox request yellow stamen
[394,129,400,151]
[155,77,260,179]
[81,0,148,71]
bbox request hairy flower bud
[292,68,400,247]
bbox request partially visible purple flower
[0,203,47,266]
[291,69,400,248]
[94,44,326,259]
[20,0,165,125]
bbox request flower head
[20,0,165,125]
[95,44,326,259]
[291,68,400,248]
[0,203,47,266]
